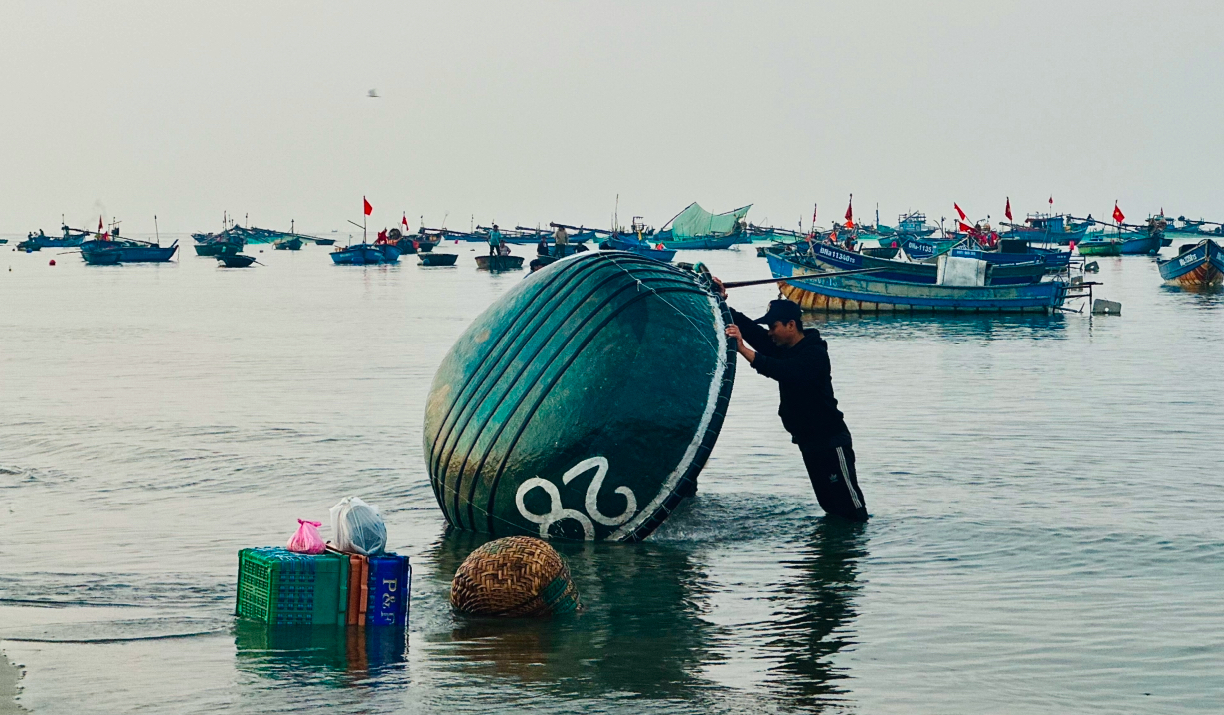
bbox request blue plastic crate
[366,553,411,626]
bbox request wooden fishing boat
[419,252,458,266]
[601,235,676,262]
[896,211,938,237]
[194,241,243,257]
[950,244,1072,271]
[80,239,178,264]
[476,254,525,271]
[1157,239,1223,288]
[801,242,1047,286]
[313,238,336,246]
[330,244,387,265]
[217,253,257,268]
[1075,238,1123,257]
[423,251,735,541]
[274,236,302,251]
[20,227,90,249]
[900,236,963,260]
[1001,214,1089,245]
[764,249,1068,313]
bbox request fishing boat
[475,254,525,271]
[314,238,336,246]
[330,244,387,265]
[1075,236,1123,257]
[80,238,178,264]
[899,236,963,260]
[798,242,1047,286]
[418,252,458,266]
[1157,239,1223,288]
[763,248,1068,314]
[273,236,302,251]
[217,254,257,268]
[951,240,1072,272]
[652,202,750,249]
[896,212,938,237]
[193,238,243,257]
[1001,214,1090,245]
[18,226,90,250]
[1112,229,1164,255]
[600,234,676,262]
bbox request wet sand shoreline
[1,650,25,714]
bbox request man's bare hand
[725,324,754,362]
[711,276,727,298]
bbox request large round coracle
[450,536,580,617]
[423,251,736,542]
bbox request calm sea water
[1,238,1221,713]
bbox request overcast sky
[3,1,1221,234]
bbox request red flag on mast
[1005,197,1013,221]
[844,195,854,229]
[363,197,373,216]
[954,203,967,221]
[958,221,974,233]
[401,213,408,228]
[1112,202,1125,224]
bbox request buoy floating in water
[423,251,736,542]
[450,536,579,617]
[48,259,55,266]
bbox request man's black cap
[753,299,802,326]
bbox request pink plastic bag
[286,519,325,554]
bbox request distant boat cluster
[11,199,1222,311]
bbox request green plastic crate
[236,547,349,625]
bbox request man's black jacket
[731,309,852,447]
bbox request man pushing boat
[712,283,869,522]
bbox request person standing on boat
[713,288,868,522]
[488,224,502,257]
[554,225,568,257]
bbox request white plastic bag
[329,496,387,555]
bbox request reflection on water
[761,519,867,709]
[234,621,407,686]
[804,310,1068,343]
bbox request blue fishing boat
[1002,214,1090,245]
[19,226,90,250]
[951,242,1071,272]
[601,235,676,262]
[330,244,387,265]
[80,239,178,264]
[896,211,938,237]
[899,236,963,260]
[1157,239,1223,288]
[799,243,1046,286]
[764,249,1068,314]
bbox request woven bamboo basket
[450,536,580,617]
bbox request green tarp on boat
[666,203,752,238]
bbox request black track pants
[798,443,869,522]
